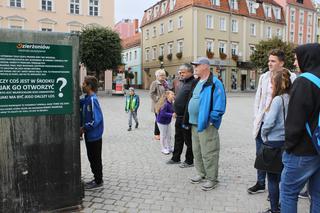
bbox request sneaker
[247,182,266,194]
[179,162,194,168]
[161,149,170,155]
[168,147,174,153]
[298,190,310,199]
[190,175,205,184]
[135,122,139,128]
[166,159,180,164]
[201,180,218,191]
[85,180,103,190]
[127,127,132,131]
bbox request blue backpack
[300,73,320,154]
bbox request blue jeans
[267,172,280,212]
[280,152,320,213]
[256,126,266,186]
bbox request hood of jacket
[295,43,320,76]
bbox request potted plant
[167,53,172,61]
[176,52,183,59]
[231,54,239,61]
[158,55,164,61]
[219,52,227,60]
[206,50,214,59]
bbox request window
[211,0,220,6]
[145,29,149,40]
[307,34,311,43]
[299,10,304,25]
[153,26,156,37]
[160,23,164,35]
[154,6,159,18]
[297,0,303,4]
[206,15,213,29]
[134,50,137,60]
[168,42,173,54]
[206,39,214,52]
[266,26,272,39]
[231,43,238,55]
[145,48,150,61]
[290,31,294,42]
[231,19,238,33]
[298,32,303,44]
[41,28,52,31]
[290,9,295,23]
[177,39,183,53]
[159,45,164,56]
[10,0,22,7]
[219,41,226,53]
[10,25,23,29]
[250,23,256,36]
[70,0,80,14]
[147,10,152,20]
[276,28,282,38]
[308,14,312,26]
[178,16,183,29]
[42,0,53,11]
[249,45,256,55]
[264,5,272,18]
[168,19,173,32]
[152,47,157,60]
[220,17,226,31]
[169,0,175,11]
[89,0,99,16]
[274,7,281,20]
[129,52,132,61]
[230,0,238,10]
[290,23,294,32]
[248,1,256,14]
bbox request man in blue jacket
[80,76,104,190]
[188,57,226,191]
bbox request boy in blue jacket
[80,76,104,190]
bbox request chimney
[133,19,139,34]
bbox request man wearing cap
[187,57,226,191]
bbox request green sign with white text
[0,42,73,117]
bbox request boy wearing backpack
[280,43,320,213]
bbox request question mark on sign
[56,77,67,98]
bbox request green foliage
[250,37,296,71]
[80,26,122,78]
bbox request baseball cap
[128,87,135,91]
[191,57,210,66]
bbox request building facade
[114,19,139,39]
[316,3,320,43]
[0,0,114,33]
[140,0,285,91]
[274,0,317,45]
[121,33,143,88]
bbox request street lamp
[160,61,164,69]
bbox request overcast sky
[115,0,159,23]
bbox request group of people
[78,43,320,212]
[248,44,320,213]
[149,57,227,191]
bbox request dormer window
[147,10,152,20]
[161,2,167,14]
[169,0,176,11]
[230,0,238,10]
[273,7,281,20]
[212,0,220,6]
[297,0,303,4]
[248,1,257,14]
[154,6,159,18]
[264,5,272,18]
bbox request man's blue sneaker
[85,180,103,190]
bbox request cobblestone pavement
[79,90,308,213]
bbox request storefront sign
[0,42,73,117]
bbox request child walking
[260,69,292,213]
[80,76,104,190]
[155,90,175,154]
[125,87,140,131]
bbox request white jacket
[253,70,296,138]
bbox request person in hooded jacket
[280,43,320,213]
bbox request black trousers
[171,117,193,164]
[154,113,160,135]
[85,138,103,184]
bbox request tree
[80,26,122,79]
[250,37,295,71]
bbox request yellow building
[141,0,286,92]
[0,0,114,32]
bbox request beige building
[141,0,286,92]
[0,0,114,32]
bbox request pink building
[274,0,317,44]
[114,19,139,39]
